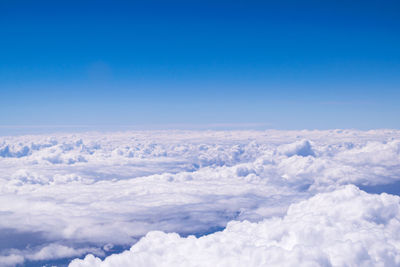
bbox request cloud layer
[70,185,400,267]
[0,130,399,266]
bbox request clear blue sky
[1,0,399,131]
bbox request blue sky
[1,0,399,131]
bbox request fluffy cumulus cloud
[0,130,400,266]
[70,185,400,267]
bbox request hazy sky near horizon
[1,0,399,130]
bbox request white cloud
[26,244,103,261]
[0,130,399,265]
[69,185,400,267]
[0,254,24,267]
[277,139,315,157]
[0,244,102,266]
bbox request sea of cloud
[0,130,400,266]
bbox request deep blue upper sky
[1,0,399,131]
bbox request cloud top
[0,130,399,266]
[70,185,400,267]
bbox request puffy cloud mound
[277,139,315,157]
[70,185,400,267]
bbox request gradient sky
[1,0,399,131]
